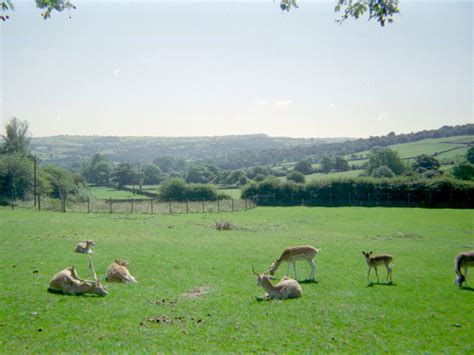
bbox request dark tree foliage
[159,178,220,201]
[366,148,405,176]
[41,164,77,199]
[334,156,349,172]
[1,117,31,155]
[1,0,75,21]
[294,158,313,175]
[81,153,114,187]
[143,164,162,185]
[113,163,143,188]
[320,156,334,174]
[466,146,474,164]
[452,163,474,181]
[287,170,305,183]
[0,153,33,203]
[413,155,440,172]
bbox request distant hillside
[30,134,349,168]
[29,124,474,170]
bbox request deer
[267,245,320,281]
[362,251,393,285]
[252,267,302,300]
[454,250,474,288]
[48,257,108,296]
[106,259,137,283]
[75,240,96,254]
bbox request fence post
[11,200,14,210]
[109,197,113,213]
[232,199,234,212]
[151,199,154,214]
[38,195,41,211]
[217,199,220,213]
[245,199,248,210]
[87,197,90,213]
[202,200,205,213]
[131,198,134,214]
[169,201,172,214]
[186,200,189,214]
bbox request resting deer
[48,257,108,296]
[362,251,393,285]
[268,245,320,281]
[75,240,96,254]
[252,267,302,300]
[454,250,474,288]
[106,259,137,283]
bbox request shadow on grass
[367,282,397,287]
[299,279,319,284]
[47,289,102,297]
[460,286,474,292]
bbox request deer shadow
[367,282,397,287]
[460,286,474,292]
[299,279,319,284]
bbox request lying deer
[106,259,137,283]
[454,250,474,288]
[48,257,107,296]
[268,245,320,281]
[75,240,96,254]
[362,251,393,285]
[252,267,302,300]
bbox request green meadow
[0,207,472,352]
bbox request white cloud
[275,99,293,106]
[255,100,268,105]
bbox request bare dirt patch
[183,286,210,299]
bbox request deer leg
[308,259,316,280]
[286,263,290,276]
[465,267,468,286]
[374,266,380,283]
[293,262,298,280]
[367,267,371,284]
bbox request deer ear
[369,251,373,254]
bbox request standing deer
[362,251,393,285]
[48,257,107,296]
[252,267,302,300]
[268,245,320,281]
[75,240,96,254]
[106,259,137,283]
[454,250,474,288]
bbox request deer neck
[259,278,280,297]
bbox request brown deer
[362,251,393,285]
[454,250,474,288]
[48,257,107,296]
[75,240,95,254]
[106,259,137,283]
[268,245,320,281]
[252,267,302,300]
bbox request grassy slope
[0,207,473,352]
[89,187,150,200]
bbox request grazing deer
[48,257,108,296]
[268,245,320,281]
[454,250,474,288]
[362,251,393,284]
[252,267,302,300]
[106,259,137,283]
[75,240,96,254]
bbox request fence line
[12,197,256,214]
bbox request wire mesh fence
[11,197,256,214]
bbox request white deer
[75,240,96,254]
[106,259,137,283]
[48,257,108,296]
[268,245,320,281]
[454,250,474,287]
[362,251,393,285]
[252,267,302,300]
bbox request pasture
[89,187,150,200]
[0,207,473,352]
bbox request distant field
[218,188,241,199]
[306,169,364,181]
[349,135,474,161]
[0,207,472,352]
[89,187,150,200]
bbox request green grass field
[0,207,473,352]
[89,187,150,200]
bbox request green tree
[159,178,187,201]
[113,163,141,188]
[1,117,31,155]
[0,153,33,203]
[294,158,313,175]
[413,154,440,171]
[334,156,349,172]
[466,146,474,164]
[1,0,75,21]
[452,163,474,181]
[143,164,162,185]
[81,153,114,187]
[281,0,400,26]
[185,165,216,184]
[320,156,334,174]
[371,165,395,178]
[366,148,405,176]
[41,164,77,199]
[287,170,305,183]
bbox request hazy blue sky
[1,0,472,138]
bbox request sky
[0,0,472,138]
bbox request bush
[287,171,305,183]
[372,165,395,178]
